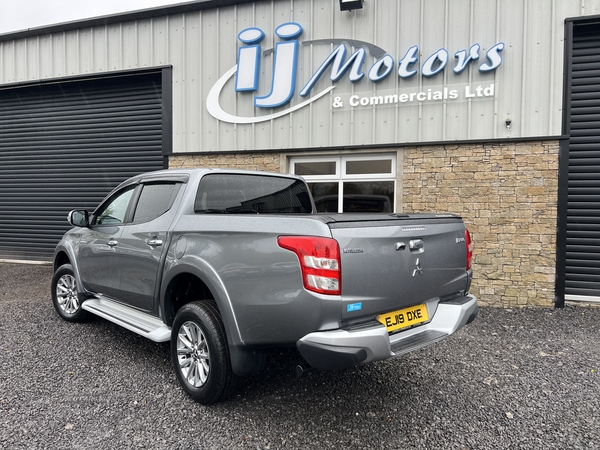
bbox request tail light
[277,236,341,295]
[465,229,473,271]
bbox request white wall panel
[152,17,169,66]
[106,24,122,71]
[522,1,552,136]
[26,38,38,80]
[445,1,472,140]
[1,0,599,152]
[122,22,139,70]
[14,40,26,81]
[288,0,312,149]
[222,8,244,151]
[182,12,201,152]
[52,34,65,78]
[497,0,524,138]
[38,35,53,78]
[233,6,256,150]
[65,31,78,76]
[91,27,107,73]
[79,29,94,74]
[169,14,186,155]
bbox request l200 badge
[343,248,364,254]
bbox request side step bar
[82,297,171,342]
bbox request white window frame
[290,154,397,213]
[289,157,340,180]
[341,154,397,179]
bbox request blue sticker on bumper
[347,302,362,312]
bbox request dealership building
[0,0,599,308]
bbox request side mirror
[68,210,89,227]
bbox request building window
[290,155,396,213]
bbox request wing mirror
[68,210,90,227]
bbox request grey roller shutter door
[0,73,165,261]
[566,24,600,300]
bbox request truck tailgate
[326,214,470,321]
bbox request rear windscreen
[194,174,313,214]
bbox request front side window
[195,174,313,214]
[291,155,396,213]
[94,186,135,225]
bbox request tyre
[51,264,90,323]
[171,301,240,404]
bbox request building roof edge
[0,0,264,42]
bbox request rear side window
[194,174,313,214]
[132,182,181,223]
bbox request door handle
[107,239,118,247]
[148,238,163,247]
[409,239,424,253]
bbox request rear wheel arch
[161,263,266,376]
[161,263,240,343]
[163,271,215,326]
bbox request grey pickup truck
[52,168,478,404]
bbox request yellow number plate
[377,304,429,333]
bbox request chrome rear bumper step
[390,330,447,356]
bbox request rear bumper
[296,294,478,371]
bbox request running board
[82,297,171,342]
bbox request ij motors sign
[207,22,504,124]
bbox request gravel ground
[1,262,598,449]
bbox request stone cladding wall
[169,153,281,172]
[402,141,559,308]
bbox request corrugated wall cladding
[1,0,600,153]
[0,74,164,261]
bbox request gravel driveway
[1,262,598,449]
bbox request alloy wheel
[56,274,80,314]
[176,321,210,388]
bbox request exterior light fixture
[505,118,512,130]
[340,0,364,11]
